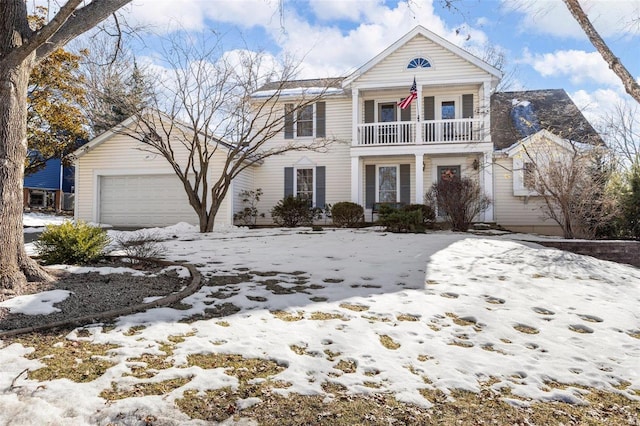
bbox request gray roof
[491,89,603,150]
[256,77,344,92]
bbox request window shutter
[462,94,474,118]
[284,104,294,139]
[315,166,326,208]
[400,164,410,204]
[400,101,411,121]
[424,96,435,120]
[365,165,375,208]
[316,102,326,138]
[284,167,293,197]
[364,100,375,123]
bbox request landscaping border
[534,240,640,268]
[0,257,202,339]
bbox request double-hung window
[296,168,314,204]
[377,165,399,203]
[296,106,314,137]
[284,102,326,139]
[523,162,536,190]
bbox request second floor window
[297,105,313,137]
[284,102,326,139]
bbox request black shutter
[365,165,375,209]
[284,167,294,197]
[400,164,410,204]
[400,101,411,121]
[316,102,326,138]
[284,104,294,139]
[400,100,412,143]
[364,100,375,123]
[424,96,435,121]
[462,94,474,118]
[315,166,326,208]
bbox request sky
[90,0,640,127]
[1,217,638,423]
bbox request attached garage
[73,115,239,230]
[99,174,198,227]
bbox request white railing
[356,118,484,145]
[357,122,415,145]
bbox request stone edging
[0,257,202,339]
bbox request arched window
[407,57,431,69]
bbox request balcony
[355,118,485,146]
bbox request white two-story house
[75,25,600,236]
[251,25,501,226]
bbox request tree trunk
[0,55,53,295]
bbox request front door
[378,103,397,143]
[436,165,461,217]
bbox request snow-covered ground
[22,212,70,233]
[1,218,638,424]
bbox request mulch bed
[0,260,189,333]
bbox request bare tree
[0,0,133,296]
[113,33,339,232]
[521,137,617,239]
[562,0,640,104]
[77,33,151,137]
[600,100,640,172]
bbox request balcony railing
[356,118,484,146]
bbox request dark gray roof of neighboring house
[491,89,603,150]
[255,77,345,92]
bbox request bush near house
[233,189,265,227]
[378,204,434,233]
[35,220,110,265]
[331,202,364,228]
[428,177,490,232]
[271,196,315,227]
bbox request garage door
[99,174,199,227]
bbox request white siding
[493,157,563,235]
[75,130,233,228]
[254,97,353,223]
[354,35,491,88]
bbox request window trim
[435,96,462,120]
[375,164,400,203]
[512,156,541,196]
[407,57,432,69]
[294,166,316,205]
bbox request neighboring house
[74,26,601,235]
[73,114,252,228]
[23,158,74,211]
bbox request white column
[351,156,361,204]
[415,153,424,204]
[482,151,494,221]
[416,84,423,144]
[352,88,359,146]
[483,81,491,142]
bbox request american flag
[398,77,417,109]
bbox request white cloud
[123,0,281,33]
[570,88,628,127]
[501,0,640,39]
[264,0,487,78]
[521,48,622,88]
[308,0,383,21]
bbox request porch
[349,151,495,223]
[355,118,485,145]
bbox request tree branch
[34,0,132,61]
[563,0,640,104]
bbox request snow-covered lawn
[2,221,639,424]
[22,212,70,233]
